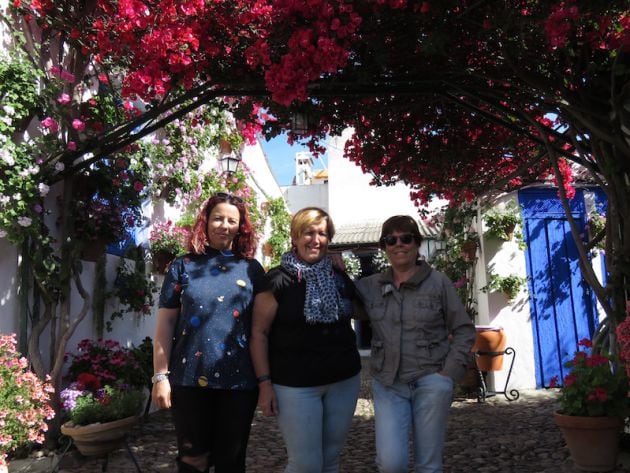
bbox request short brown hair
[379,215,423,249]
[290,207,335,242]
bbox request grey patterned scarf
[281,252,342,324]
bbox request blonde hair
[290,207,335,242]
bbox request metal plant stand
[51,435,143,473]
[474,346,520,402]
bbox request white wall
[283,183,329,214]
[476,193,536,390]
[327,129,423,225]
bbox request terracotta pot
[219,138,232,155]
[61,415,139,456]
[461,240,478,262]
[554,412,623,472]
[152,250,175,274]
[80,238,107,262]
[472,326,506,371]
[262,242,273,257]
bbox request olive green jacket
[356,262,476,385]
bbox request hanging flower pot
[460,239,478,262]
[151,250,175,274]
[80,238,107,262]
[219,138,232,155]
[262,242,273,257]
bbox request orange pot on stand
[472,325,506,371]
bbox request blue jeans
[273,374,360,473]
[372,373,454,473]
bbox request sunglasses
[214,192,244,204]
[380,233,415,246]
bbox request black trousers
[171,386,258,473]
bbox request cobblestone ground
[8,371,630,473]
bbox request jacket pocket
[366,301,386,321]
[371,340,385,372]
[414,339,448,370]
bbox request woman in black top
[251,207,361,473]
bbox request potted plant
[108,258,157,330]
[483,200,523,241]
[59,339,147,456]
[484,273,527,301]
[551,338,629,472]
[148,220,189,273]
[0,334,55,471]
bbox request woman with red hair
[152,192,265,473]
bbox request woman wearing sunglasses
[356,215,476,473]
[152,192,266,473]
[250,207,361,473]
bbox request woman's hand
[152,379,172,410]
[257,382,278,417]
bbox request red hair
[187,194,257,259]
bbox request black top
[266,266,361,387]
[159,250,267,390]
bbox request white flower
[17,216,32,227]
[55,162,65,172]
[38,183,50,197]
[0,116,12,126]
[0,195,9,204]
[13,193,21,201]
[3,105,15,116]
[0,230,7,238]
[29,165,40,175]
[0,149,15,166]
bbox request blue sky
[259,134,327,186]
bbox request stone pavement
[8,378,630,473]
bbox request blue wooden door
[518,188,598,388]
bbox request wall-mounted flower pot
[472,326,506,371]
[262,242,273,257]
[151,250,175,274]
[461,240,478,262]
[80,238,107,262]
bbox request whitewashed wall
[476,194,536,390]
[327,129,426,224]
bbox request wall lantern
[219,150,242,176]
[290,111,310,134]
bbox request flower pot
[152,250,175,274]
[461,240,478,262]
[80,238,107,262]
[472,326,506,371]
[219,138,232,155]
[262,242,273,257]
[554,412,623,472]
[60,415,139,456]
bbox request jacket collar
[378,261,432,296]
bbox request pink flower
[57,93,71,105]
[40,117,59,133]
[72,119,86,132]
[60,70,76,83]
[67,141,77,151]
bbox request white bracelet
[151,372,170,384]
